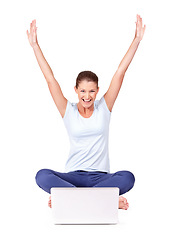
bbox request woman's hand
[104,14,146,112]
[135,14,146,42]
[26,19,38,48]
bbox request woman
[27,15,145,210]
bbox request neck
[77,102,94,117]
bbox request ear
[74,86,78,94]
[97,87,99,94]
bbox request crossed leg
[36,169,135,210]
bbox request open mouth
[82,99,92,102]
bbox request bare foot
[119,196,129,210]
[48,196,52,208]
[48,195,129,210]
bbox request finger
[32,20,37,34]
[31,20,35,33]
[136,15,138,25]
[30,22,32,34]
[138,16,142,28]
[137,14,140,23]
[142,24,146,36]
[33,19,37,29]
[136,15,140,27]
[143,24,146,31]
[32,21,34,32]
[32,19,35,29]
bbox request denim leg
[93,170,135,195]
[35,169,75,194]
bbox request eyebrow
[80,89,96,91]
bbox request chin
[81,99,94,108]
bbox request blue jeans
[35,169,135,195]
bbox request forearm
[118,37,140,75]
[32,44,54,83]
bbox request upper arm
[104,70,125,112]
[47,78,67,118]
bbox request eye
[80,90,85,92]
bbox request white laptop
[51,187,119,225]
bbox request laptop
[51,187,119,225]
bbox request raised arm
[27,20,67,118]
[104,15,146,112]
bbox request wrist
[32,42,39,51]
[134,36,141,45]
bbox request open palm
[26,19,38,47]
[135,15,146,41]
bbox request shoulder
[95,96,111,114]
[63,100,77,119]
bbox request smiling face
[74,80,99,109]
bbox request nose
[86,92,90,99]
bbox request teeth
[83,99,91,102]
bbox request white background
[0,0,173,239]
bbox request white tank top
[63,96,111,173]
